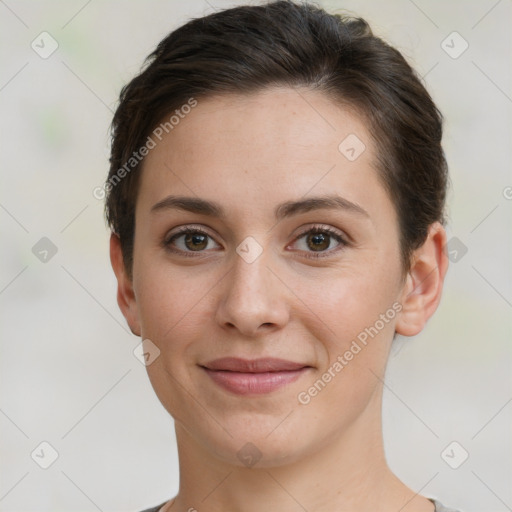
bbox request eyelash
[163,224,348,260]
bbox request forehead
[136,87,392,224]
[148,87,372,165]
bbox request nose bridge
[231,246,271,297]
[216,239,288,335]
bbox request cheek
[133,259,217,421]
[136,277,192,342]
[133,253,220,355]
[291,263,400,404]
[294,275,397,420]
[292,263,401,347]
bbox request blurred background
[0,1,511,510]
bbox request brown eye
[305,232,330,251]
[291,226,347,258]
[164,227,220,255]
[182,232,208,251]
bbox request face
[115,87,430,467]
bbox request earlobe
[109,233,141,336]
[395,222,449,337]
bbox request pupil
[185,233,207,250]
[309,233,328,251]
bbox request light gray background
[1,1,511,511]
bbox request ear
[395,222,449,337]
[110,233,141,336]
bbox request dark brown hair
[105,0,448,278]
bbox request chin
[188,412,319,469]
[210,435,310,469]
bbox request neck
[166,390,433,512]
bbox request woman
[105,1,459,510]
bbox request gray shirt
[139,498,461,511]
[431,499,462,512]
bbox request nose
[214,246,290,337]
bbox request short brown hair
[105,0,448,278]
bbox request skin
[110,87,448,512]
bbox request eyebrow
[150,194,370,220]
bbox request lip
[200,357,311,395]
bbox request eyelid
[164,224,215,243]
[292,223,346,241]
